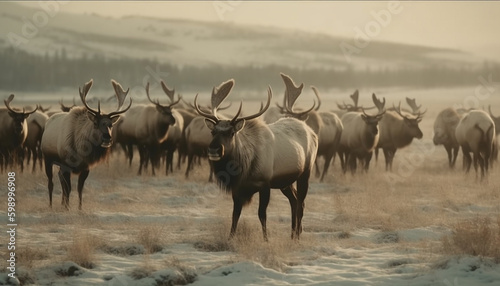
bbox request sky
[18,1,500,61]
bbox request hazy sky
[20,1,500,60]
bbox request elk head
[80,79,132,148]
[59,98,76,112]
[194,79,272,161]
[146,81,181,126]
[393,102,424,139]
[361,107,385,140]
[4,94,37,135]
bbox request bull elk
[338,96,385,174]
[41,79,131,209]
[195,79,318,240]
[377,100,425,171]
[455,110,495,180]
[114,81,180,175]
[0,95,37,172]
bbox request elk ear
[298,114,309,121]
[361,114,368,122]
[110,115,121,125]
[204,118,216,131]
[234,119,245,133]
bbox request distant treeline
[1,47,500,92]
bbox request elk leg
[137,146,145,175]
[314,157,321,178]
[349,154,357,174]
[185,153,194,178]
[280,185,298,239]
[338,151,346,173]
[45,159,54,208]
[321,152,334,182]
[58,168,71,210]
[451,147,459,168]
[462,149,472,173]
[229,197,244,239]
[444,145,453,168]
[30,148,36,173]
[126,144,134,167]
[295,171,311,240]
[26,147,32,166]
[166,147,174,175]
[364,152,373,172]
[258,187,271,241]
[77,169,89,210]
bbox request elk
[41,79,131,209]
[24,110,49,172]
[433,107,462,168]
[455,110,495,180]
[114,81,180,175]
[0,95,37,172]
[338,103,385,174]
[376,100,425,171]
[157,82,184,175]
[195,79,318,240]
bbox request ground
[0,86,499,285]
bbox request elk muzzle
[208,145,224,161]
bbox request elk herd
[1,74,498,239]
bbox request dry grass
[442,215,500,262]
[136,225,165,254]
[65,232,101,269]
[16,246,50,269]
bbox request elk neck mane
[212,119,268,192]
[64,107,110,167]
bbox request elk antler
[311,86,321,111]
[4,94,38,115]
[160,81,175,103]
[109,80,132,117]
[79,79,100,116]
[236,86,272,121]
[406,97,421,114]
[350,90,359,108]
[372,93,386,113]
[280,73,304,109]
[211,79,234,119]
[194,93,219,123]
